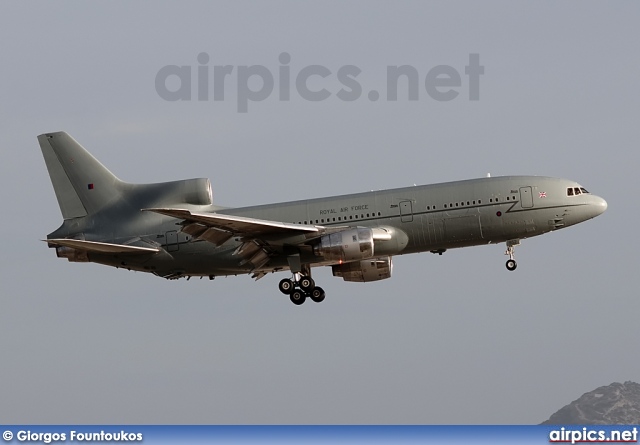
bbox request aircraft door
[165,230,179,252]
[400,200,413,223]
[520,186,533,208]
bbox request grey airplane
[39,132,607,305]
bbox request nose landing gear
[505,239,520,271]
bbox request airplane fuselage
[49,175,606,278]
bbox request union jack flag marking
[539,192,547,198]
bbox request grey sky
[0,1,638,424]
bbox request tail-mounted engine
[332,257,393,282]
[140,178,213,207]
[313,228,374,262]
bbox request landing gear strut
[505,239,520,271]
[278,270,325,305]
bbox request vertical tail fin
[38,132,123,219]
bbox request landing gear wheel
[309,287,326,303]
[506,259,517,271]
[290,289,306,305]
[299,276,315,292]
[278,278,295,295]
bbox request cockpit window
[568,186,591,196]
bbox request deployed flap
[143,208,320,237]
[46,239,160,254]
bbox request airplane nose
[593,196,607,217]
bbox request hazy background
[1,1,638,423]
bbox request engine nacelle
[178,178,213,205]
[55,246,89,262]
[332,257,393,282]
[142,178,213,207]
[313,228,374,262]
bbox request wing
[143,208,320,240]
[46,239,160,254]
[142,208,338,273]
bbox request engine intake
[313,228,374,262]
[332,257,393,282]
[140,178,213,207]
[174,178,213,205]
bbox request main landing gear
[505,239,520,271]
[278,273,326,305]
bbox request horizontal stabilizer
[45,239,160,254]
